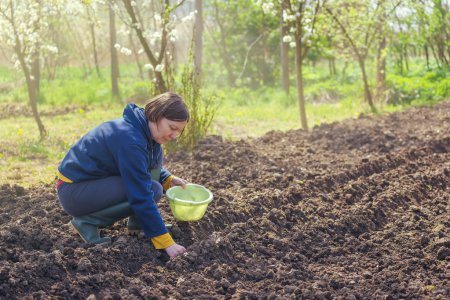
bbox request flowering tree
[112,0,195,94]
[256,0,325,130]
[0,0,64,137]
[325,0,402,111]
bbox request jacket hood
[123,104,152,141]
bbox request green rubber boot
[70,201,133,244]
[126,215,142,236]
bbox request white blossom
[155,64,164,72]
[14,60,21,70]
[262,2,274,14]
[0,0,68,75]
[169,30,178,42]
[289,41,296,48]
[283,10,296,22]
[120,47,132,56]
[114,43,121,50]
[182,11,196,23]
[282,35,292,43]
[45,45,59,54]
[144,64,154,70]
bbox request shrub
[386,69,450,105]
[165,61,220,152]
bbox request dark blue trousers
[57,176,163,217]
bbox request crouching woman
[56,92,189,258]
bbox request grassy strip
[0,105,122,187]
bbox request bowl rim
[167,183,213,205]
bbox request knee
[152,180,163,203]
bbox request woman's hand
[165,243,186,258]
[171,176,188,189]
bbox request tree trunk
[295,28,308,130]
[10,1,46,138]
[17,51,46,138]
[280,30,290,94]
[109,5,120,100]
[194,0,203,84]
[357,57,376,112]
[424,45,430,70]
[122,0,167,93]
[430,43,441,68]
[87,6,101,78]
[436,0,450,67]
[403,44,409,72]
[375,36,386,103]
[397,44,404,74]
[342,61,348,77]
[31,51,40,92]
[328,57,336,76]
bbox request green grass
[0,104,122,186]
[209,87,370,139]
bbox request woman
[56,92,189,258]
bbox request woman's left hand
[171,176,188,189]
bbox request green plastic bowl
[166,184,213,221]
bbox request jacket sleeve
[117,144,168,238]
[160,167,171,183]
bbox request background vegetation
[0,0,448,186]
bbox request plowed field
[1,102,449,299]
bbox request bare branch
[122,0,158,66]
[237,33,264,82]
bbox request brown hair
[144,92,189,122]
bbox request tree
[115,0,192,94]
[205,0,279,88]
[410,0,450,68]
[207,0,238,87]
[325,0,402,111]
[0,0,62,138]
[257,0,325,129]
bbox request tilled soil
[1,102,449,299]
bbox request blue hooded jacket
[58,104,171,238]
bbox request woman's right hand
[165,243,186,258]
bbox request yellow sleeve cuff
[162,175,175,191]
[57,170,73,183]
[151,233,175,249]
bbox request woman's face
[149,118,187,144]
